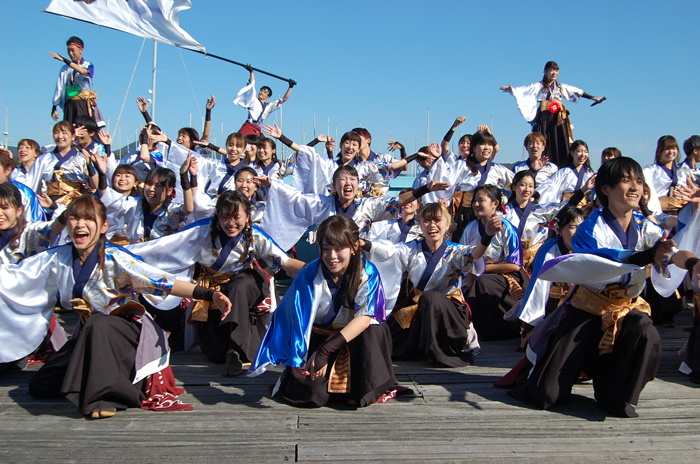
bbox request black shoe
[222,349,243,377]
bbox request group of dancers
[1,39,699,420]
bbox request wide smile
[73,230,90,245]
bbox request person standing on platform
[50,36,104,127]
[234,67,295,137]
[501,61,603,167]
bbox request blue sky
[1,1,698,168]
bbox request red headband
[68,42,83,51]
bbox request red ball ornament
[548,101,560,113]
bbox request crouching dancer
[0,195,231,419]
[250,215,395,408]
[506,157,700,417]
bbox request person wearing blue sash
[250,215,394,407]
[0,149,48,223]
[461,185,526,341]
[511,132,558,186]
[364,203,499,366]
[535,140,596,207]
[509,157,700,417]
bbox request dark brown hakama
[533,109,570,168]
[388,290,474,367]
[195,268,268,364]
[513,306,661,417]
[273,323,395,408]
[466,270,529,341]
[28,314,146,416]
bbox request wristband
[51,105,57,116]
[312,332,347,372]
[627,245,657,267]
[98,173,107,190]
[208,143,221,153]
[205,108,211,122]
[411,184,430,199]
[57,210,68,225]
[104,144,111,156]
[443,128,455,143]
[192,286,216,301]
[180,172,191,191]
[685,257,699,272]
[399,146,407,159]
[141,111,152,124]
[278,134,295,149]
[86,161,96,177]
[62,57,71,65]
[190,172,198,188]
[361,240,372,252]
[480,233,494,247]
[404,154,420,164]
[308,137,320,147]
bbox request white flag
[45,0,204,52]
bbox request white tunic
[535,166,594,205]
[512,159,559,185]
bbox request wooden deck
[1,309,699,463]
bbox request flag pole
[151,41,158,121]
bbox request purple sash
[0,227,16,251]
[416,239,448,291]
[512,200,534,239]
[319,265,343,328]
[658,163,679,188]
[397,217,416,243]
[142,199,165,240]
[335,196,357,218]
[211,230,244,272]
[71,245,100,299]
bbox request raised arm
[50,52,89,75]
[398,180,450,207]
[136,96,153,123]
[201,95,215,143]
[263,123,301,152]
[280,80,296,104]
[179,153,196,216]
[442,116,467,155]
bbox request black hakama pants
[28,314,146,416]
[685,315,700,384]
[466,270,528,341]
[513,307,661,417]
[62,99,92,126]
[274,323,395,408]
[389,290,473,367]
[533,109,570,168]
[196,268,267,364]
[644,277,683,326]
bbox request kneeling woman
[365,203,499,366]
[461,185,528,341]
[250,215,395,407]
[0,195,231,418]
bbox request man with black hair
[50,36,104,126]
[233,67,294,136]
[510,157,700,418]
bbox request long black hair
[508,170,537,204]
[211,190,253,264]
[564,140,592,171]
[316,215,362,310]
[466,130,497,175]
[0,182,25,247]
[143,167,176,210]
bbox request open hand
[387,139,404,152]
[262,123,282,139]
[427,181,450,192]
[137,96,149,112]
[213,291,232,321]
[97,129,112,146]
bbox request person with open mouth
[0,194,231,419]
[363,202,499,366]
[462,184,528,342]
[643,135,689,216]
[511,132,558,186]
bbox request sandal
[90,408,117,419]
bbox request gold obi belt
[450,190,474,218]
[539,99,573,143]
[70,90,99,117]
[570,285,651,355]
[392,288,465,330]
[48,170,85,205]
[522,239,544,276]
[311,326,351,394]
[658,191,686,215]
[109,234,130,247]
[561,191,591,210]
[190,266,234,322]
[71,298,146,325]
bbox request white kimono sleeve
[510,82,541,123]
[0,248,63,363]
[260,181,333,251]
[364,240,411,314]
[292,145,335,195]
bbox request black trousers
[28,314,146,416]
[515,307,661,417]
[466,271,528,341]
[196,269,266,364]
[274,324,395,408]
[389,290,473,367]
